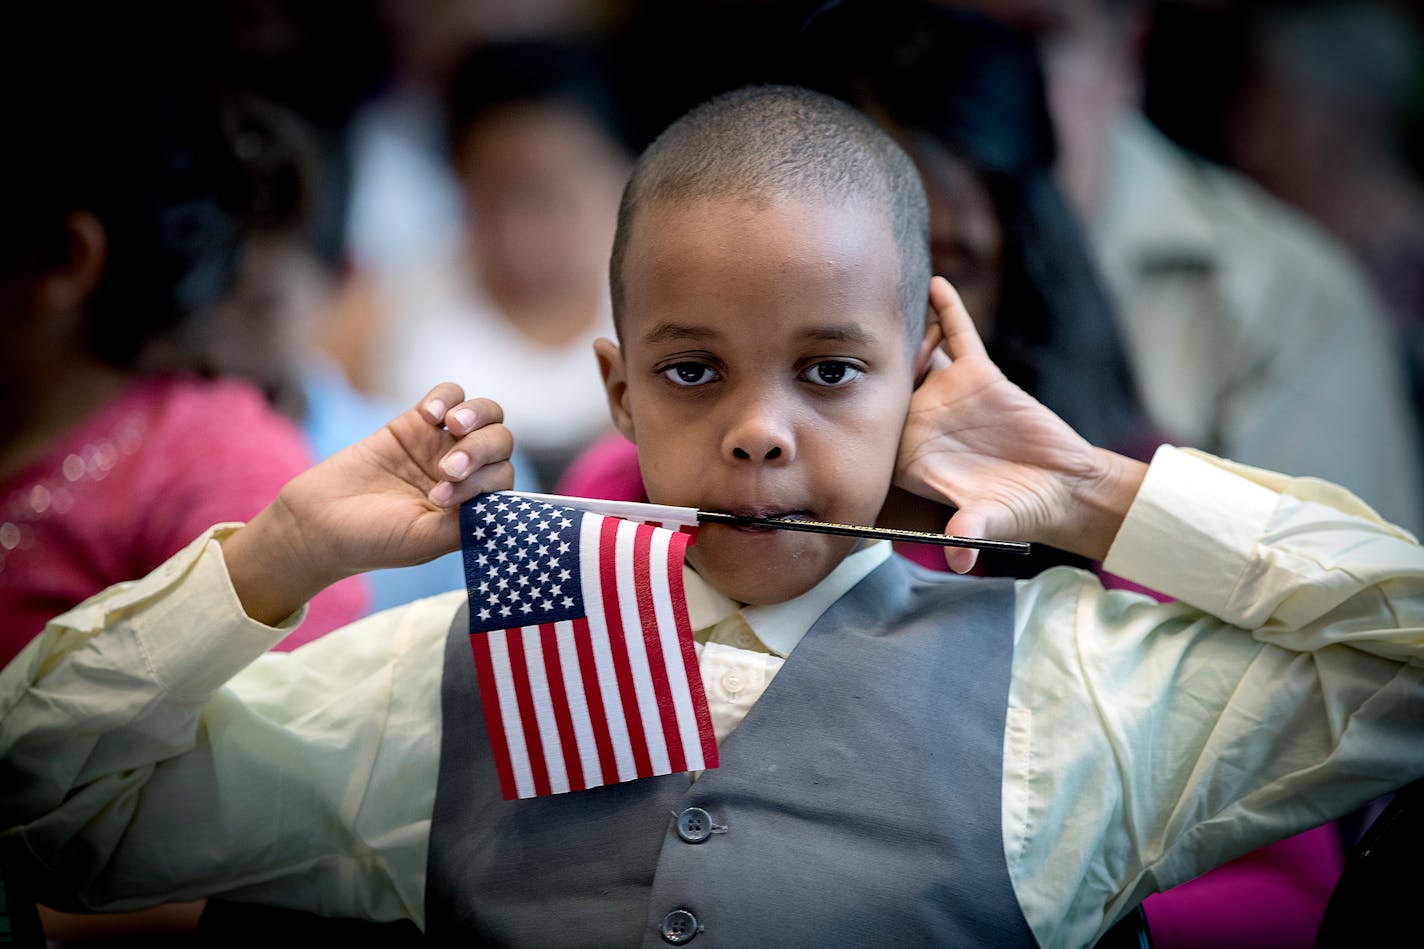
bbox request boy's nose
[722,405,794,464]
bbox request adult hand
[224,383,515,624]
[895,277,1146,573]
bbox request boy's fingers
[430,459,516,508]
[439,423,515,482]
[929,276,988,363]
[419,382,470,424]
[442,397,505,436]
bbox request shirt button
[720,670,743,695]
[675,806,714,844]
[660,908,700,944]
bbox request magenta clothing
[1143,824,1346,949]
[556,429,1349,945]
[0,375,367,665]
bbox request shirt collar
[1092,114,1217,266]
[682,541,892,657]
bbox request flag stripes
[462,495,717,800]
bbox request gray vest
[426,556,1035,947]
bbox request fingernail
[452,407,477,430]
[424,399,447,421]
[429,481,455,506]
[442,451,470,478]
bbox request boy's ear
[911,306,945,386]
[593,337,637,443]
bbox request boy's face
[596,195,933,605]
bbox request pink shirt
[0,375,367,664]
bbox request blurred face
[456,103,629,310]
[907,138,1003,340]
[596,195,932,605]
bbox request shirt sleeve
[0,526,452,929]
[1004,445,1424,949]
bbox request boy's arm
[223,382,514,624]
[895,278,1148,573]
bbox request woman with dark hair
[0,3,368,663]
[793,0,1159,459]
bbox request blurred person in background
[357,37,637,490]
[0,5,368,662]
[194,94,539,617]
[1224,0,1424,498]
[0,2,366,943]
[951,0,1424,540]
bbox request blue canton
[460,495,585,634]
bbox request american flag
[459,493,719,800]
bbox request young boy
[2,85,1421,949]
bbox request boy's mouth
[717,506,813,533]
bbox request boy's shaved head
[610,84,930,337]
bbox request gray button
[660,908,699,944]
[675,807,714,844]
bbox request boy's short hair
[609,84,931,339]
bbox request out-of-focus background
[2,1,1421,945]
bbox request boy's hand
[224,383,515,625]
[895,277,1147,573]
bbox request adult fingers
[941,506,987,575]
[929,276,989,363]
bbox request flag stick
[499,491,1030,555]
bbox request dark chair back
[1316,779,1424,947]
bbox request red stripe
[468,633,517,801]
[598,517,652,778]
[666,531,718,767]
[633,524,686,774]
[539,622,585,792]
[504,626,551,797]
[571,616,619,786]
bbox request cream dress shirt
[2,446,1422,948]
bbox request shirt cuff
[49,524,309,703]
[1102,445,1280,616]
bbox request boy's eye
[660,362,720,387]
[800,360,862,387]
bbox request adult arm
[1005,446,1424,948]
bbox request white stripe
[554,619,602,789]
[647,529,705,771]
[499,490,701,531]
[520,626,569,795]
[487,629,534,799]
[613,519,671,775]
[579,513,637,781]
